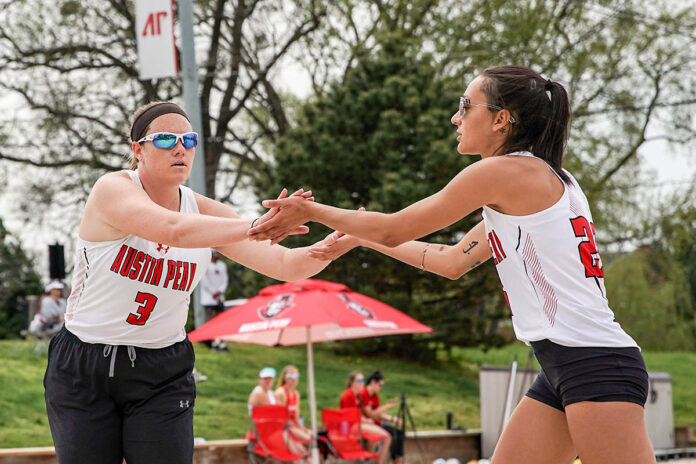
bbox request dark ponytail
[480,66,571,183]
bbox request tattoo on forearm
[462,241,478,255]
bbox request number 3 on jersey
[126,292,158,325]
[570,216,603,278]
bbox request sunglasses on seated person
[137,132,199,149]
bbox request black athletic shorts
[525,339,649,412]
[44,327,196,464]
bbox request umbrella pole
[306,326,320,464]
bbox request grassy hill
[1,339,694,448]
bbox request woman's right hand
[253,188,314,243]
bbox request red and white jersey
[482,152,637,348]
[65,170,211,348]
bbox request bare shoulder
[80,171,134,241]
[450,156,520,186]
[444,157,518,205]
[274,387,286,401]
[481,155,565,214]
[467,155,543,176]
[98,170,132,184]
[194,192,240,219]
[90,171,137,199]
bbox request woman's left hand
[307,232,361,261]
[307,207,365,261]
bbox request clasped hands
[249,188,363,260]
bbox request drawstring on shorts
[103,345,137,377]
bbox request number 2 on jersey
[126,292,158,325]
[570,216,604,278]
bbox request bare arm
[249,389,267,407]
[196,194,335,282]
[81,172,255,247]
[83,172,327,280]
[361,403,380,421]
[309,221,491,280]
[375,399,401,424]
[274,388,287,406]
[249,158,505,246]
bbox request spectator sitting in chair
[249,367,307,457]
[275,366,312,446]
[341,371,391,464]
[248,367,278,414]
[360,371,404,464]
[29,281,66,338]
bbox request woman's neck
[138,170,180,211]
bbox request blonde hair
[276,365,299,389]
[127,101,170,170]
[346,371,363,388]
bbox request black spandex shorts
[525,339,649,412]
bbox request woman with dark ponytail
[251,65,655,463]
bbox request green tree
[1,0,694,247]
[0,219,42,339]
[301,0,696,246]
[645,190,696,341]
[605,246,695,350]
[248,37,510,359]
[0,0,326,232]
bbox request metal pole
[502,357,518,428]
[306,326,320,464]
[176,0,207,328]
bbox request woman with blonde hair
[44,101,344,464]
[275,365,312,445]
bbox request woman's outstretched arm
[248,158,505,246]
[308,221,491,280]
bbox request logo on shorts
[157,243,170,255]
[258,294,294,319]
[180,400,190,408]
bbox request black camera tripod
[394,393,425,464]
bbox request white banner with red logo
[135,0,178,80]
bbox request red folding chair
[249,405,308,464]
[322,408,382,462]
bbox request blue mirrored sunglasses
[286,374,300,380]
[137,132,198,149]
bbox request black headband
[544,79,554,91]
[130,102,190,141]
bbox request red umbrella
[188,278,432,463]
[189,278,431,345]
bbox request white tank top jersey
[65,170,212,348]
[482,152,637,348]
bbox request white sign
[135,0,178,80]
[239,318,292,333]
